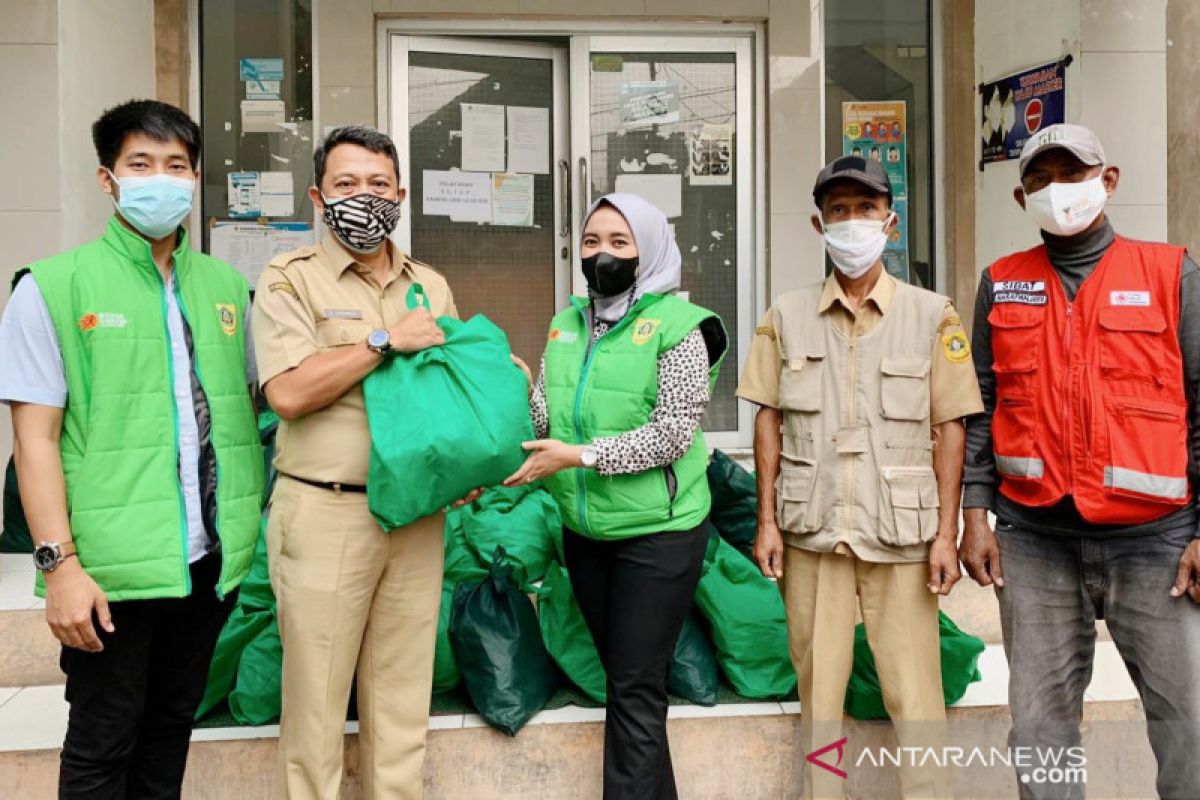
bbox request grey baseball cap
[1018,123,1106,176]
[812,155,893,206]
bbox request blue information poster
[980,58,1068,166]
[842,100,909,283]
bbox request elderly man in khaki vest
[738,155,983,799]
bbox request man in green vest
[0,100,262,798]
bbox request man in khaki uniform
[252,127,462,799]
[738,156,983,799]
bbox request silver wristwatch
[33,541,77,573]
[580,446,598,469]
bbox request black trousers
[58,553,236,800]
[563,523,709,800]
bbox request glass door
[572,36,755,447]
[388,37,569,369]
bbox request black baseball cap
[812,155,893,207]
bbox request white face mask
[1023,175,1108,237]
[821,212,894,279]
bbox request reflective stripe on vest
[996,455,1044,479]
[1103,466,1189,501]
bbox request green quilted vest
[542,293,725,539]
[30,217,263,601]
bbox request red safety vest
[988,236,1189,525]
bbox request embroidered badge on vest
[942,331,971,363]
[993,280,1048,306]
[1110,290,1150,307]
[79,312,127,330]
[216,304,237,336]
[549,328,578,344]
[631,318,661,346]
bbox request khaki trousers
[268,476,444,800]
[781,546,950,800]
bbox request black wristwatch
[33,541,77,573]
[366,328,392,356]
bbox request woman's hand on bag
[452,487,485,508]
[388,309,444,353]
[503,440,584,486]
[511,355,533,397]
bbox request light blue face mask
[106,170,195,240]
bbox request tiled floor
[0,640,1143,753]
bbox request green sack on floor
[695,533,796,699]
[844,610,986,721]
[444,508,488,585]
[706,450,758,559]
[434,581,460,694]
[539,560,606,703]
[540,561,720,707]
[666,610,720,706]
[450,547,559,735]
[0,456,32,554]
[229,617,283,725]
[195,603,274,719]
[461,485,559,587]
[365,285,533,531]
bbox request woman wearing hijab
[506,193,727,799]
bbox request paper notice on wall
[210,222,314,284]
[461,103,506,172]
[259,171,294,217]
[491,173,535,226]
[620,81,681,128]
[240,58,284,82]
[613,173,682,218]
[688,124,733,186]
[422,170,492,223]
[241,100,286,133]
[245,79,282,100]
[506,106,550,175]
[227,172,261,218]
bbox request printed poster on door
[979,59,1067,166]
[842,101,909,283]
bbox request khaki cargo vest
[773,280,946,562]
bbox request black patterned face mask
[321,193,401,253]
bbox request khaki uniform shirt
[252,234,457,485]
[738,273,981,422]
[737,272,983,561]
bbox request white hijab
[583,193,682,323]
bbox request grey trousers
[996,522,1200,800]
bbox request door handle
[578,156,590,217]
[558,158,571,239]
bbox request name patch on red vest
[993,280,1048,306]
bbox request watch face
[368,329,389,349]
[33,546,57,571]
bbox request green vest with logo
[30,217,263,601]
[542,293,724,539]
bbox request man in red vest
[962,123,1200,798]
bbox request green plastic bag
[195,603,274,719]
[540,562,720,707]
[706,450,758,559]
[450,547,559,735]
[0,456,32,554]
[461,485,559,587]
[694,533,796,699]
[539,561,606,703]
[365,285,533,531]
[433,581,461,694]
[844,611,986,720]
[228,618,283,725]
[444,508,487,585]
[666,610,720,706]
